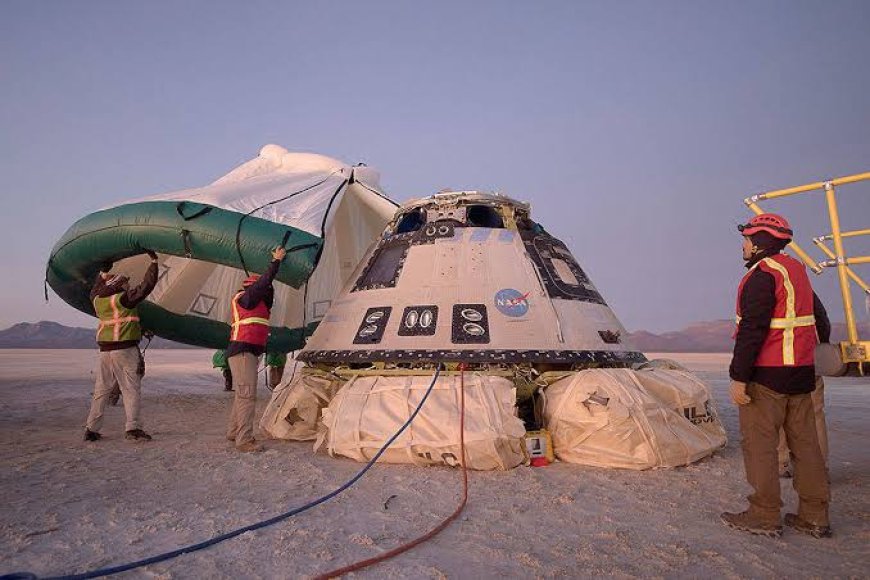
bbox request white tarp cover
[116,145,397,331]
[128,145,390,236]
[541,368,726,469]
[259,372,343,441]
[318,374,527,470]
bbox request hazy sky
[1,1,868,332]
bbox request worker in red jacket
[225,246,286,452]
[721,213,831,539]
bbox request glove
[729,380,751,406]
[145,249,158,261]
[272,246,287,262]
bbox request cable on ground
[314,364,469,579]
[2,366,443,580]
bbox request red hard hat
[738,213,793,240]
[242,274,261,287]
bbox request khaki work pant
[227,352,258,446]
[739,382,830,525]
[778,376,828,471]
[86,346,142,432]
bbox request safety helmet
[242,274,261,287]
[737,213,793,240]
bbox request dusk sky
[1,1,868,332]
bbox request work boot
[784,513,832,539]
[84,429,102,442]
[236,440,264,453]
[125,429,153,441]
[720,511,782,538]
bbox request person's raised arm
[237,246,286,309]
[121,250,159,308]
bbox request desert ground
[0,350,867,579]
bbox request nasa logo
[494,288,530,317]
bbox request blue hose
[3,365,442,580]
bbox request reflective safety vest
[735,253,817,366]
[230,291,271,346]
[94,293,142,343]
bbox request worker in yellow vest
[84,250,159,442]
[225,246,286,452]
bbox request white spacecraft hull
[299,192,645,367]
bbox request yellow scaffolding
[812,231,870,294]
[743,172,869,371]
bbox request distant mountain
[0,321,199,349]
[627,319,858,352]
[1,320,860,352]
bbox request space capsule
[298,190,647,377]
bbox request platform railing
[744,172,869,369]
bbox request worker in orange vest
[721,214,831,539]
[225,246,286,452]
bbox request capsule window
[465,205,504,228]
[395,209,426,234]
[551,258,580,285]
[356,243,408,288]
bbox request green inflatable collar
[47,201,323,351]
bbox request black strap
[319,179,349,239]
[308,178,349,272]
[352,167,400,208]
[176,202,213,221]
[141,333,154,354]
[280,229,292,249]
[43,259,52,302]
[234,170,341,275]
[182,229,193,258]
[285,242,319,255]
